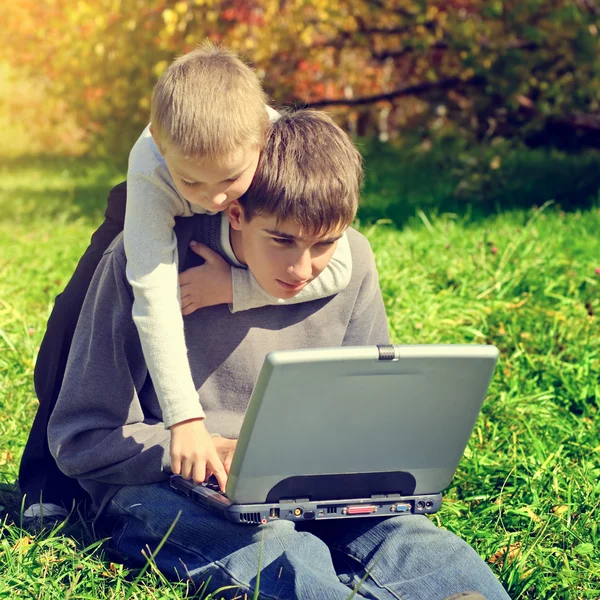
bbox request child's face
[227,203,345,299]
[161,140,260,213]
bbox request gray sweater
[126,119,352,429]
[48,214,390,514]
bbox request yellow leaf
[300,28,313,45]
[175,1,188,13]
[489,542,521,565]
[519,506,542,522]
[13,536,33,555]
[489,155,501,170]
[426,5,439,19]
[505,298,528,310]
[153,60,169,78]
[0,450,13,465]
[162,8,177,25]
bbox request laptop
[171,344,499,524]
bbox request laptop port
[393,503,411,513]
[293,507,303,517]
[347,505,378,515]
[303,510,316,520]
[269,508,280,519]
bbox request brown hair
[240,109,363,235]
[151,41,269,161]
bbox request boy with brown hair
[48,109,510,600]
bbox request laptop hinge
[377,345,397,360]
[280,498,310,504]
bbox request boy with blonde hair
[123,43,352,490]
[49,109,510,600]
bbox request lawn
[0,155,599,599]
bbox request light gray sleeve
[230,230,353,313]
[125,129,206,428]
[48,242,173,485]
[342,232,390,346]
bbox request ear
[227,201,245,231]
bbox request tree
[2,0,598,155]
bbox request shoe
[21,502,69,532]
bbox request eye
[181,179,197,187]
[226,175,241,184]
[318,240,336,247]
[273,237,293,245]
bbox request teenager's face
[227,203,345,299]
[154,132,260,213]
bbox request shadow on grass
[0,154,126,226]
[357,138,600,227]
[3,145,600,231]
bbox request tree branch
[302,76,485,108]
[373,42,448,60]
[373,39,539,61]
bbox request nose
[288,250,313,282]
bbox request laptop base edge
[171,475,442,525]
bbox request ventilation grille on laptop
[239,512,262,524]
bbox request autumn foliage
[2,0,599,156]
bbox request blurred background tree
[1,0,599,218]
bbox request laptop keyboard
[202,478,225,494]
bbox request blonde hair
[240,109,363,235]
[151,41,269,161]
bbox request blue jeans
[100,482,510,600]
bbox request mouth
[276,279,309,293]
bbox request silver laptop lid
[226,345,498,504]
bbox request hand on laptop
[169,418,228,491]
[213,437,237,475]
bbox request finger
[171,454,182,476]
[192,459,207,485]
[180,457,193,481]
[180,265,203,284]
[223,454,233,475]
[182,303,197,316]
[210,459,228,492]
[189,241,220,262]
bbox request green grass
[358,136,600,224]
[1,155,599,599]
